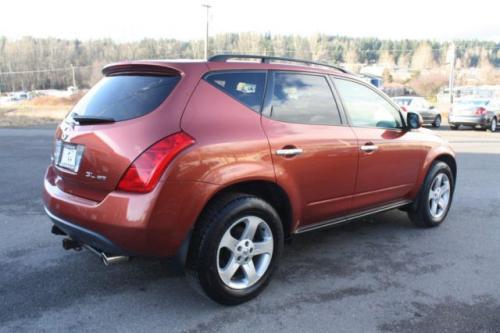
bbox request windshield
[68,75,180,122]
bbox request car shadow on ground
[1,208,429,326]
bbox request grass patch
[0,94,81,127]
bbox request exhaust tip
[101,253,129,266]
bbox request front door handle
[360,144,379,152]
[276,148,303,157]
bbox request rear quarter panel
[167,79,276,186]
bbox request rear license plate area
[55,140,85,172]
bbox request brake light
[475,107,487,115]
[117,132,195,193]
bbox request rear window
[455,99,490,107]
[393,98,412,106]
[204,71,266,112]
[69,75,180,122]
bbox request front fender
[408,144,456,199]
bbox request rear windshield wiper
[72,115,116,125]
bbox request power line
[0,65,92,76]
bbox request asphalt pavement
[1,125,499,332]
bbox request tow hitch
[61,237,129,266]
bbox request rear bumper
[43,165,216,257]
[45,206,126,255]
[448,115,489,127]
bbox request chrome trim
[295,200,412,234]
[276,148,303,156]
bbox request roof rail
[208,54,352,74]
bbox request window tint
[69,75,180,122]
[205,72,266,112]
[333,78,403,129]
[270,73,341,125]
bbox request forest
[1,33,499,92]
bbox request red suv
[43,55,457,304]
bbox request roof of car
[102,54,355,78]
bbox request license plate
[56,142,84,172]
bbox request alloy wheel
[216,216,274,289]
[428,173,451,219]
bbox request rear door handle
[276,148,303,157]
[360,144,379,152]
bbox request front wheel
[408,161,455,228]
[449,124,459,130]
[187,193,284,305]
[487,118,497,132]
[432,116,442,128]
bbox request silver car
[393,96,442,128]
[449,99,499,132]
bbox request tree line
[0,34,499,92]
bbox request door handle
[360,144,379,152]
[276,148,303,157]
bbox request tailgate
[51,65,186,201]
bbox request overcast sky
[1,0,499,42]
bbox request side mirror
[429,105,435,110]
[407,112,423,130]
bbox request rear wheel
[449,124,459,130]
[187,193,283,305]
[487,118,497,132]
[408,161,454,228]
[432,116,441,128]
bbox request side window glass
[270,73,342,125]
[205,71,266,112]
[333,78,403,129]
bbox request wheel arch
[434,153,457,182]
[409,148,457,200]
[180,179,294,267]
[201,180,294,238]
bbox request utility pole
[70,64,77,90]
[447,43,456,104]
[202,3,211,60]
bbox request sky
[1,0,499,42]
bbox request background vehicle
[393,96,442,128]
[449,98,499,132]
[43,55,457,305]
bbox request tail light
[475,107,487,115]
[117,132,195,193]
[401,106,408,112]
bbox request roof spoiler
[102,63,180,76]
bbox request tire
[487,118,497,132]
[449,124,459,130]
[432,116,441,128]
[187,193,284,305]
[408,161,455,228]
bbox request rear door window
[204,71,266,112]
[69,75,180,122]
[268,72,342,125]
